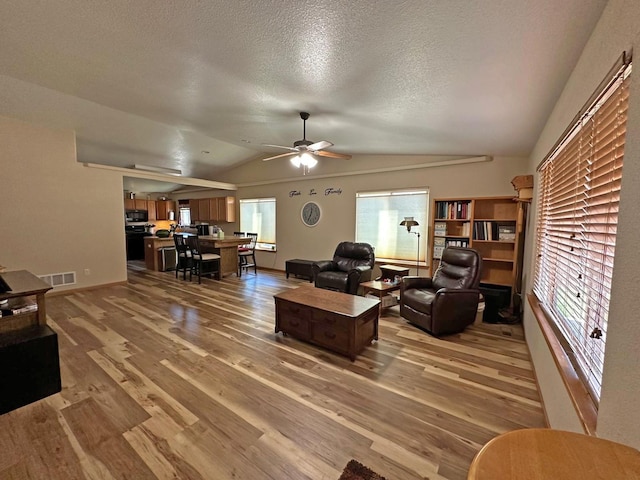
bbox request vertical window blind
[533,55,631,401]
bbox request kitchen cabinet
[147,200,156,221]
[124,198,151,211]
[186,196,235,223]
[211,196,236,222]
[189,199,200,222]
[156,200,176,220]
[198,199,210,222]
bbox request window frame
[355,188,429,265]
[239,197,277,251]
[532,53,631,415]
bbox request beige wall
[524,0,640,447]
[0,116,127,290]
[218,155,529,273]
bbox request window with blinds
[533,55,631,402]
[355,189,428,263]
[239,198,276,249]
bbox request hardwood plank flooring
[0,263,546,479]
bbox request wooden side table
[361,280,401,315]
[379,264,410,280]
[467,428,640,479]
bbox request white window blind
[533,56,631,401]
[355,189,428,263]
[239,198,276,247]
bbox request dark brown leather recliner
[313,242,375,295]
[400,246,482,336]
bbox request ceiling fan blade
[262,144,299,152]
[307,140,333,151]
[315,150,352,160]
[262,152,300,162]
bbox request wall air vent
[38,272,76,287]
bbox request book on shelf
[474,221,500,241]
[498,225,516,241]
[445,239,469,248]
[434,246,444,259]
[435,201,471,220]
[434,222,447,237]
[434,237,446,247]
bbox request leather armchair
[313,242,375,295]
[400,246,482,336]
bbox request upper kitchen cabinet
[156,200,176,221]
[186,196,235,222]
[147,200,156,221]
[198,199,211,222]
[213,196,236,222]
[189,199,200,222]
[124,198,149,210]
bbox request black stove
[125,225,151,260]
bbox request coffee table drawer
[275,300,311,338]
[310,311,349,352]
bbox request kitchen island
[144,235,250,277]
[198,236,251,277]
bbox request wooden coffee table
[360,280,401,315]
[274,286,380,360]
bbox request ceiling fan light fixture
[300,153,317,168]
[290,153,317,170]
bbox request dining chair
[186,235,221,283]
[238,233,258,277]
[173,234,193,281]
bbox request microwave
[125,209,148,222]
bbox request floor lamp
[399,217,421,275]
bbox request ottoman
[285,259,315,282]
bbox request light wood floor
[0,263,546,480]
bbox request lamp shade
[400,217,419,231]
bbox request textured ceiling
[0,0,607,182]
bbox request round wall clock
[301,201,322,227]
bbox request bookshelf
[430,196,523,292]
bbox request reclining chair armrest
[345,266,372,294]
[348,265,372,281]
[312,260,336,275]
[401,276,434,292]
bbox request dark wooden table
[360,280,401,316]
[274,286,380,360]
[0,270,52,333]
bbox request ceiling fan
[262,112,351,173]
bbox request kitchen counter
[144,237,176,271]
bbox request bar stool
[186,236,221,283]
[238,233,258,277]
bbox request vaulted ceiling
[0,0,607,183]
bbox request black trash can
[479,284,512,323]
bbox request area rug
[338,459,387,480]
